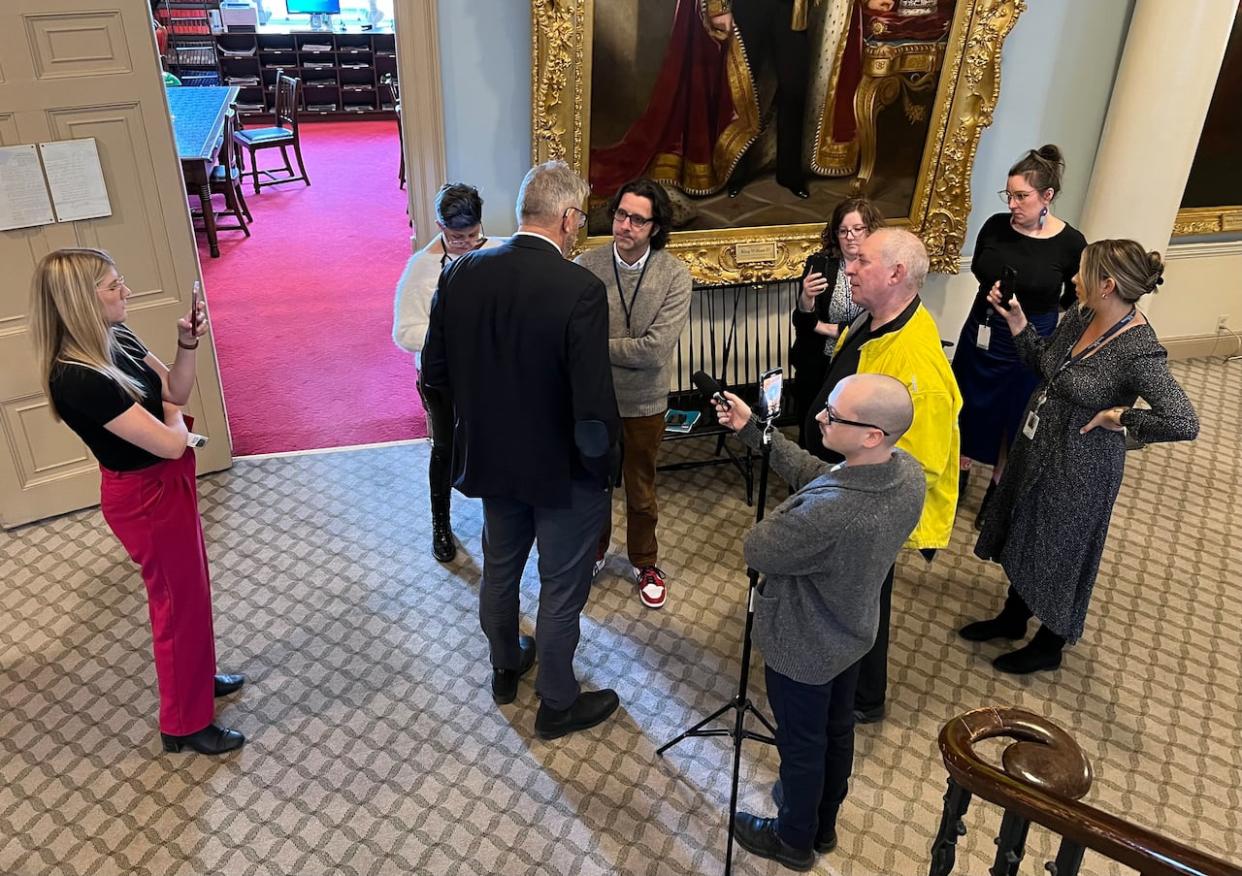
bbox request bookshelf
[156,0,223,87]
[215,28,398,121]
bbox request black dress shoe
[771,782,838,852]
[214,673,245,697]
[787,186,811,199]
[491,635,536,705]
[161,724,245,755]
[534,688,619,740]
[727,179,744,198]
[732,812,815,871]
[853,703,885,725]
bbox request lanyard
[612,254,650,332]
[1036,307,1136,408]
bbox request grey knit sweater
[738,422,926,685]
[574,245,693,418]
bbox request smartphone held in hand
[190,280,202,333]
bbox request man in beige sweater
[575,179,692,609]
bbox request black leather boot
[430,493,456,563]
[959,588,1033,642]
[993,625,1066,674]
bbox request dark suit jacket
[421,234,620,508]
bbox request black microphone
[691,370,730,408]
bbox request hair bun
[1146,250,1166,292]
[1036,144,1064,165]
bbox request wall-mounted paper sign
[0,144,56,231]
[39,138,112,222]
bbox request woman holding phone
[964,240,1198,674]
[790,197,885,446]
[951,145,1086,527]
[31,248,245,756]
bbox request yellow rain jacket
[836,304,962,549]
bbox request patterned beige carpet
[1,358,1238,876]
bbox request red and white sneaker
[635,566,667,609]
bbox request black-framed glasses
[823,403,890,435]
[564,206,588,229]
[837,224,868,238]
[613,207,653,229]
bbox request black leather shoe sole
[214,673,245,697]
[161,724,245,755]
[491,635,536,705]
[535,689,619,740]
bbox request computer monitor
[285,0,341,13]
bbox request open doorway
[155,0,422,455]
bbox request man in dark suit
[422,160,622,740]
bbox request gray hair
[873,228,929,291]
[516,160,590,226]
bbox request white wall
[435,0,530,236]
[435,0,1241,349]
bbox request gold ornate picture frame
[532,0,1025,284]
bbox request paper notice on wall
[0,144,55,231]
[38,138,112,222]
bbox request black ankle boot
[430,494,456,563]
[993,626,1065,674]
[959,589,1032,642]
[974,480,998,530]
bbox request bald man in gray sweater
[715,373,926,871]
[575,178,692,610]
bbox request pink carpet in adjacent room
[197,120,425,455]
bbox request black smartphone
[806,254,833,321]
[999,266,1018,306]
[806,253,830,278]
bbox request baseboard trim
[1163,332,1242,360]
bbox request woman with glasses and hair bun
[964,239,1197,674]
[30,248,245,756]
[952,145,1087,528]
[790,197,886,447]
[393,182,503,563]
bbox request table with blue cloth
[167,86,240,258]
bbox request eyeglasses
[998,189,1037,204]
[613,207,653,229]
[837,225,868,238]
[97,275,126,293]
[564,206,588,229]
[823,403,890,435]
[442,227,483,246]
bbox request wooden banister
[929,707,1242,876]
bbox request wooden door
[0,0,232,528]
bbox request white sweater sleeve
[392,249,443,353]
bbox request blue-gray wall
[437,0,1134,249]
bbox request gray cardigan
[738,422,926,686]
[575,245,693,418]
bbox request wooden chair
[188,110,251,239]
[382,73,404,188]
[233,70,310,194]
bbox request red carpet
[198,120,425,455]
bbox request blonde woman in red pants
[30,248,244,755]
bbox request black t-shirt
[50,325,166,472]
[970,212,1087,316]
[800,296,921,463]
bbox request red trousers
[100,451,216,736]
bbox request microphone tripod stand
[657,415,778,876]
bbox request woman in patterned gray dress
[961,239,1199,674]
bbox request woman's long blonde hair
[30,248,147,420]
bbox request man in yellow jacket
[798,227,962,724]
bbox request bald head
[834,374,914,446]
[871,228,929,292]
